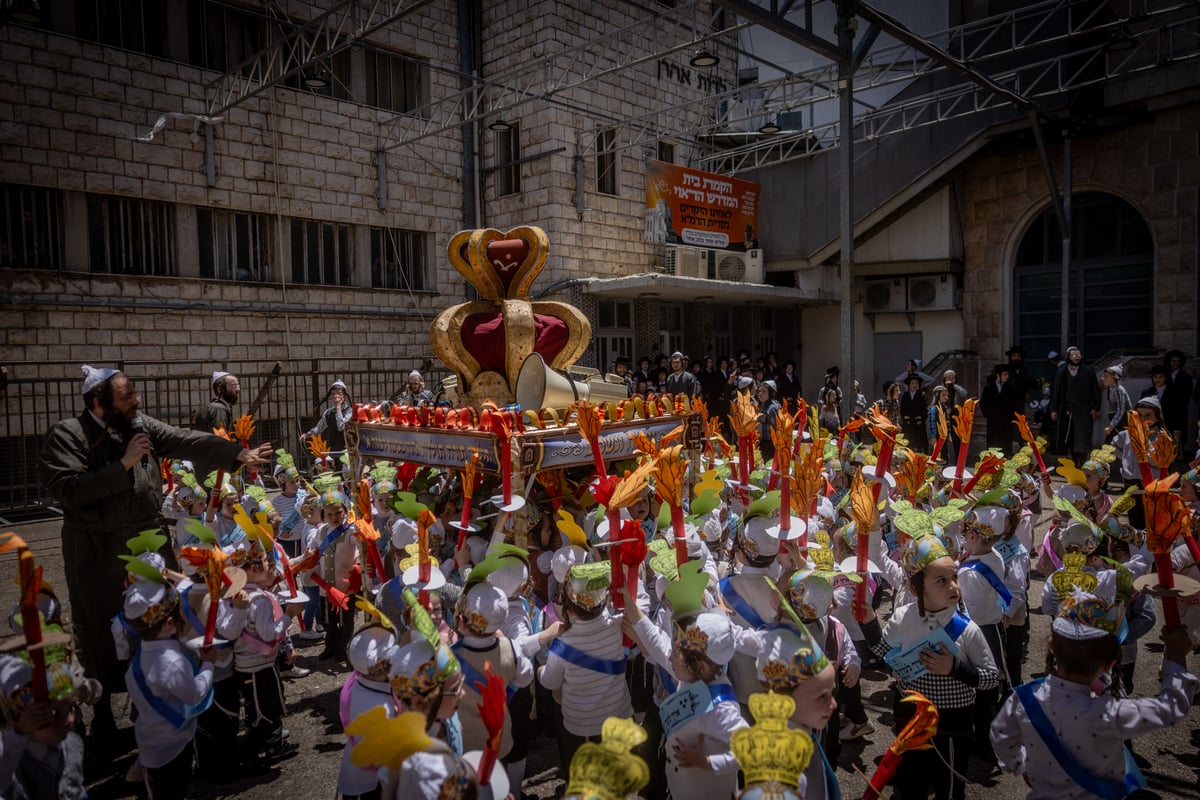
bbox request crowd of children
[4,374,1200,800]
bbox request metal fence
[0,357,449,519]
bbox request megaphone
[515,353,629,411]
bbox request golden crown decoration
[731,692,814,790]
[564,717,651,800]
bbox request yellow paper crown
[731,693,814,788]
[565,717,650,800]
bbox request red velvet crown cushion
[461,311,571,374]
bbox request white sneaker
[839,721,875,741]
[297,630,323,641]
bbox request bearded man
[37,366,271,742]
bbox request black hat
[1164,350,1186,365]
[825,366,840,376]
[905,373,923,385]
[1005,345,1025,357]
[994,364,1010,376]
[1150,364,1169,376]
[615,356,632,366]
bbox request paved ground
[1,509,1197,800]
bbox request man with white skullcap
[394,369,434,407]
[36,365,272,745]
[192,370,240,483]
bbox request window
[364,48,426,113]
[0,183,63,270]
[657,141,675,164]
[495,122,521,196]
[1013,192,1153,379]
[86,194,175,275]
[74,0,168,57]
[197,209,272,281]
[290,219,351,286]
[370,228,430,291]
[598,300,633,329]
[596,128,618,195]
[186,0,270,74]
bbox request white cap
[389,640,437,685]
[740,516,782,560]
[551,545,587,584]
[460,583,509,635]
[211,371,230,387]
[0,655,33,698]
[1047,350,1059,360]
[682,611,736,665]
[485,557,529,598]
[131,551,166,580]
[736,376,754,391]
[331,380,348,392]
[347,627,398,676]
[789,571,834,621]
[81,364,118,395]
[123,580,174,623]
[408,370,422,380]
[391,516,418,550]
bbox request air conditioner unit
[666,246,707,278]
[863,278,907,313]
[714,250,765,284]
[906,274,959,311]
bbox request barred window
[290,219,351,286]
[0,183,64,270]
[370,228,430,291]
[363,48,426,113]
[495,122,521,197]
[197,209,272,281]
[86,194,175,276]
[596,128,618,195]
[74,0,168,57]
[186,0,271,75]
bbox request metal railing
[0,357,449,518]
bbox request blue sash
[1014,679,1145,800]
[961,560,1013,609]
[316,522,351,557]
[281,503,303,534]
[114,612,141,653]
[178,586,206,637]
[549,639,627,675]
[130,648,214,730]
[719,576,767,629]
[943,611,970,641]
[707,683,737,705]
[658,665,677,694]
[450,642,518,701]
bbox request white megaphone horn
[515,353,629,411]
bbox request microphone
[130,415,149,469]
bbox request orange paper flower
[898,453,931,501]
[653,444,687,507]
[849,471,876,533]
[1126,410,1150,464]
[1013,412,1035,446]
[953,398,978,443]
[1149,431,1177,471]
[1142,474,1186,554]
[770,406,796,467]
[729,389,759,438]
[607,460,656,510]
[211,424,234,442]
[572,400,603,445]
[233,413,256,443]
[462,452,480,501]
[307,432,329,460]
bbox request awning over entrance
[582,273,831,307]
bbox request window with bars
[596,129,618,195]
[657,141,675,164]
[86,194,175,276]
[74,0,168,57]
[364,48,426,113]
[495,122,522,197]
[370,228,430,291]
[0,183,64,270]
[197,208,272,281]
[186,0,271,75]
[290,219,351,286]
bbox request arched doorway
[1012,191,1154,386]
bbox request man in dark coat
[37,366,270,740]
[192,370,240,481]
[981,364,1019,455]
[898,374,929,453]
[1049,346,1100,463]
[1162,350,1193,450]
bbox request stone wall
[958,103,1199,361]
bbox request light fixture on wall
[302,67,330,89]
[488,119,512,132]
[758,118,782,134]
[689,50,719,68]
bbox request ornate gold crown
[731,693,813,789]
[565,717,650,800]
[1051,551,1098,599]
[672,621,709,656]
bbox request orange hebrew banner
[644,159,761,251]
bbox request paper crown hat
[731,692,814,791]
[787,571,834,622]
[901,533,949,578]
[1053,588,1124,641]
[756,627,831,694]
[565,561,611,612]
[671,610,736,665]
[564,717,650,800]
[963,505,1009,542]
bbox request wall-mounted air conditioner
[907,273,959,311]
[863,277,907,313]
[714,250,765,284]
[665,246,707,278]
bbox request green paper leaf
[894,509,934,539]
[664,560,709,617]
[119,555,165,583]
[744,490,781,520]
[388,491,428,520]
[183,519,217,545]
[570,561,611,591]
[126,529,167,556]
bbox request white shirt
[124,638,215,768]
[337,675,393,795]
[216,584,291,671]
[990,662,1197,800]
[539,610,632,737]
[959,550,1008,625]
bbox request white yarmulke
[551,545,587,584]
[685,611,736,665]
[789,571,834,620]
[391,516,418,550]
[211,371,230,387]
[701,508,724,543]
[408,370,422,380]
[0,654,32,698]
[485,557,528,598]
[131,551,167,580]
[815,496,835,521]
[347,627,398,676]
[390,640,437,685]
[1055,484,1088,507]
[965,506,1009,541]
[1059,520,1097,553]
[460,583,509,634]
[593,507,633,542]
[81,364,118,395]
[466,535,489,566]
